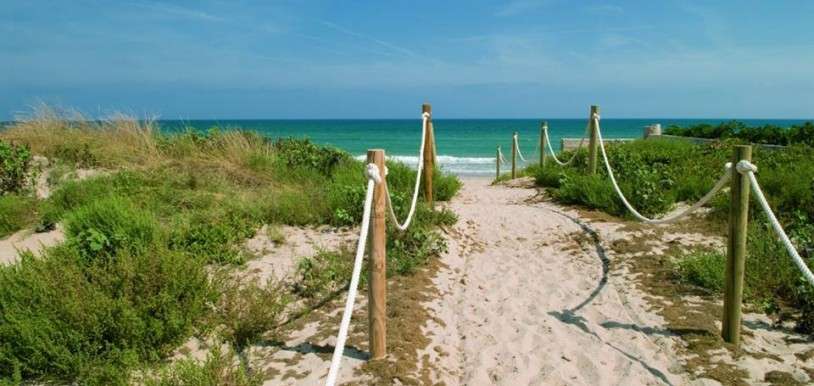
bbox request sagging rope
[544,122,588,166]
[594,114,732,224]
[497,146,508,164]
[383,112,430,231]
[325,164,380,386]
[513,133,527,162]
[326,112,431,386]
[738,160,814,286]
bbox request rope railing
[594,114,733,225]
[535,105,813,347]
[543,123,588,166]
[325,165,379,386]
[739,160,814,286]
[325,109,433,386]
[513,133,527,162]
[383,112,430,231]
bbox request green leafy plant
[0,140,32,194]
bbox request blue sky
[2,1,813,119]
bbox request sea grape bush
[665,120,814,146]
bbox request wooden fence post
[588,105,600,175]
[540,121,548,167]
[722,145,752,346]
[422,103,434,206]
[367,149,387,359]
[496,145,501,179]
[511,132,517,179]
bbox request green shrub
[434,168,462,201]
[0,140,32,194]
[143,345,262,386]
[293,249,354,300]
[553,174,623,215]
[53,142,98,167]
[168,206,260,265]
[212,277,291,350]
[64,197,160,262]
[273,138,348,175]
[665,120,814,146]
[0,244,211,385]
[675,250,726,292]
[0,194,38,237]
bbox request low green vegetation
[142,345,262,386]
[531,138,814,332]
[665,120,814,146]
[0,140,32,194]
[0,107,461,385]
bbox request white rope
[325,165,380,386]
[513,133,527,162]
[383,112,430,232]
[739,160,814,286]
[498,146,508,164]
[544,123,588,166]
[595,114,732,224]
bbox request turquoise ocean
[151,118,809,175]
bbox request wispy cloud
[586,4,624,15]
[317,20,416,58]
[495,0,557,17]
[130,1,225,22]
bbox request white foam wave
[353,154,532,176]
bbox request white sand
[0,226,64,265]
[418,177,814,385]
[420,177,690,385]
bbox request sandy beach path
[422,177,688,386]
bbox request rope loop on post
[365,163,382,184]
[736,160,758,174]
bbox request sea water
[157,118,808,176]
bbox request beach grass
[0,106,461,385]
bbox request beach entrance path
[421,177,688,385]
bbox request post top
[590,105,600,113]
[422,103,432,113]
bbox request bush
[65,197,160,262]
[292,250,354,300]
[143,345,262,386]
[212,277,290,350]
[169,206,260,265]
[665,120,814,146]
[553,174,623,215]
[273,138,348,175]
[675,250,726,292]
[0,244,211,385]
[0,140,32,194]
[0,194,38,237]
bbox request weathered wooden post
[511,132,517,179]
[721,145,752,346]
[367,149,387,359]
[540,121,548,167]
[422,103,434,206]
[496,145,501,179]
[588,105,600,175]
